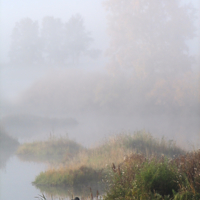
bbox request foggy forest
[0,0,200,199]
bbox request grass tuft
[104,150,200,200]
[17,135,84,162]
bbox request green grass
[104,151,200,200]
[33,165,103,187]
[16,135,84,162]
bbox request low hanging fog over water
[0,0,200,147]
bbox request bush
[33,165,103,187]
[104,151,200,200]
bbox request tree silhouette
[9,14,100,66]
[9,18,42,65]
[41,16,65,65]
[64,14,94,64]
[104,0,197,77]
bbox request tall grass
[17,135,84,162]
[32,130,185,189]
[104,151,200,200]
[33,165,103,186]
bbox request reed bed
[104,150,200,200]
[29,130,200,199]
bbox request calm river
[0,156,46,200]
[0,155,103,200]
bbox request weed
[104,151,200,200]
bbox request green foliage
[104,151,200,200]
[30,130,186,192]
[135,159,179,197]
[33,165,103,187]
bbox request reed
[104,150,200,200]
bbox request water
[0,156,46,200]
[0,155,104,200]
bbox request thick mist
[0,0,200,148]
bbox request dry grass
[33,130,185,190]
[16,135,84,162]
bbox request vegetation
[33,165,102,187]
[9,15,100,66]
[17,135,84,162]
[23,130,200,199]
[31,130,185,189]
[104,151,200,200]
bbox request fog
[0,0,200,148]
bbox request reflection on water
[0,149,16,169]
[0,156,105,200]
[0,156,46,200]
[35,183,105,200]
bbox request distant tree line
[9,14,101,66]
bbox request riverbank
[16,130,200,199]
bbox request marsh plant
[31,130,186,191]
[104,151,200,200]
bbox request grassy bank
[32,130,185,188]
[104,151,200,200]
[17,135,84,162]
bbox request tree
[104,0,197,77]
[9,15,101,66]
[41,16,65,65]
[9,18,42,65]
[64,14,94,64]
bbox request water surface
[0,156,46,200]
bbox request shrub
[33,165,103,187]
[104,151,200,200]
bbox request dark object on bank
[72,197,80,200]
